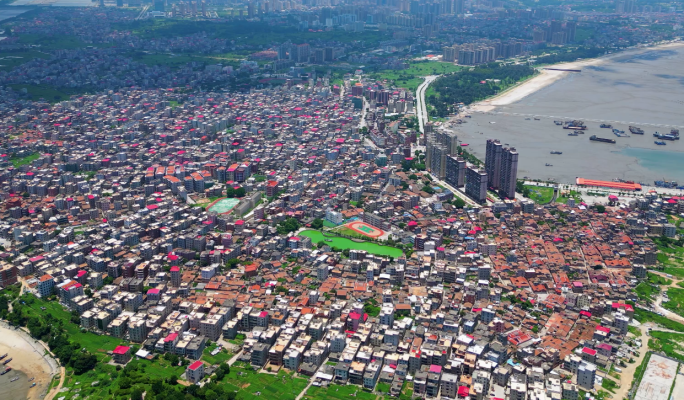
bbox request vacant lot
[303,384,377,400]
[221,364,308,400]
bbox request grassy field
[601,377,618,393]
[202,343,232,365]
[22,295,122,357]
[628,325,642,337]
[0,50,51,72]
[525,185,555,204]
[303,384,378,400]
[634,282,658,303]
[662,287,684,318]
[647,331,684,362]
[369,61,462,92]
[399,382,413,400]
[222,364,308,400]
[128,52,243,69]
[299,230,403,258]
[10,152,40,167]
[18,34,87,50]
[634,308,684,332]
[8,84,77,102]
[647,272,672,285]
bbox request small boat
[10,377,18,382]
[0,354,7,361]
[574,130,584,134]
[568,132,578,136]
[460,143,469,146]
[600,124,612,128]
[3,358,11,365]
[550,151,562,155]
[29,377,34,382]
[534,117,540,120]
[545,163,553,166]
[30,383,36,388]
[655,141,666,145]
[525,118,531,120]
[1,367,11,375]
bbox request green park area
[369,61,462,92]
[524,185,555,204]
[299,230,403,258]
[10,152,40,167]
[556,190,583,204]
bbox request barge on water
[629,126,644,134]
[590,135,616,144]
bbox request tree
[131,386,144,400]
[215,368,226,381]
[84,288,92,298]
[277,218,300,235]
[311,218,324,229]
[453,198,466,208]
[234,187,246,198]
[421,185,435,195]
[72,352,97,375]
[595,205,606,213]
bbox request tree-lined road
[416,75,438,134]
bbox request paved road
[427,173,481,208]
[416,75,438,134]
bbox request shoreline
[467,40,684,113]
[0,321,59,400]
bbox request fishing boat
[568,132,578,136]
[655,141,666,145]
[550,151,562,155]
[545,163,553,166]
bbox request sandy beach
[469,40,684,112]
[0,321,59,400]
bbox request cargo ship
[629,126,644,134]
[600,124,612,128]
[590,135,616,144]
